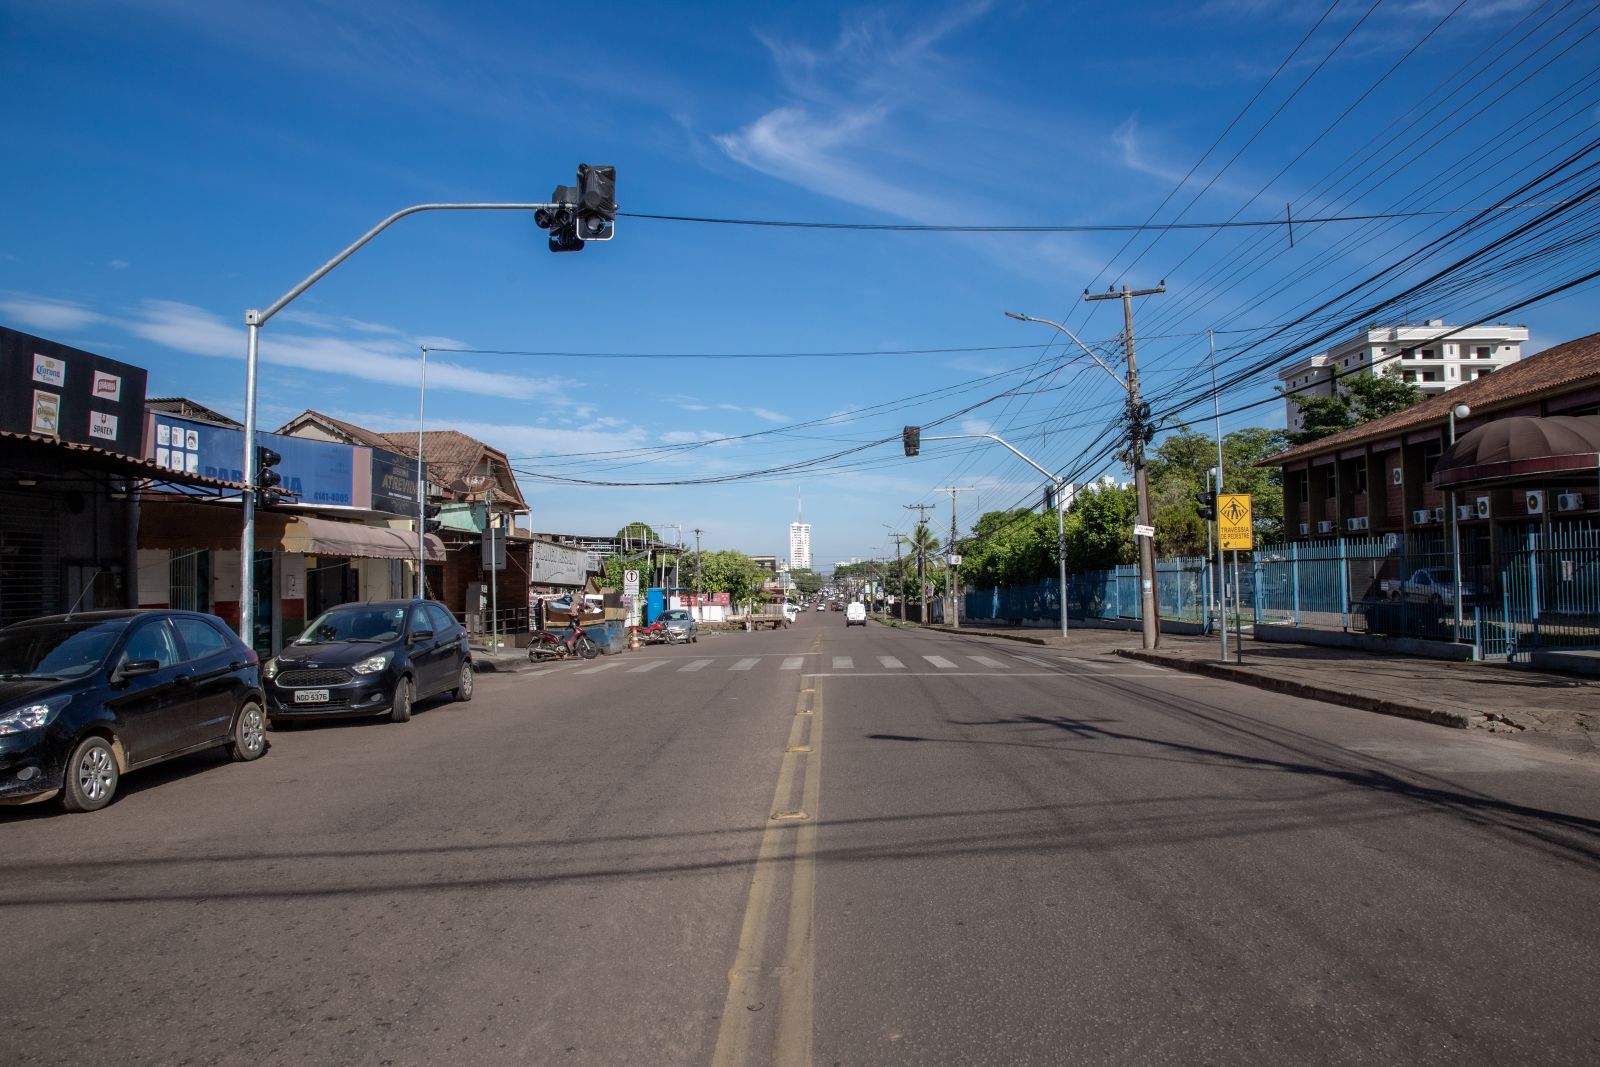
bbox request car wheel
[61,736,118,813]
[390,678,413,723]
[453,662,474,702]
[229,701,267,762]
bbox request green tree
[1064,483,1137,570]
[787,568,824,596]
[1286,371,1422,446]
[1144,426,1289,554]
[698,550,765,609]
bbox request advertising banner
[149,414,356,504]
[1,325,148,457]
[369,447,421,515]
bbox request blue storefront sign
[148,415,356,506]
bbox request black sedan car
[263,599,472,725]
[0,609,267,813]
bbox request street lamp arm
[1003,311,1127,389]
[251,202,558,326]
[921,432,1062,484]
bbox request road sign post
[1217,495,1252,662]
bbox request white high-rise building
[789,522,811,570]
[1278,321,1527,432]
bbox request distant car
[263,600,471,726]
[656,609,699,644]
[815,603,826,613]
[0,609,267,813]
[782,602,800,624]
[845,603,867,627]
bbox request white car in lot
[845,602,867,627]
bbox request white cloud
[108,260,129,270]
[0,294,104,332]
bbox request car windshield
[296,606,407,644]
[0,619,125,679]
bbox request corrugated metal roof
[0,429,247,490]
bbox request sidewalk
[917,621,1600,762]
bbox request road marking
[969,655,1006,668]
[574,661,618,675]
[1076,659,1114,670]
[831,656,853,670]
[627,660,666,673]
[878,656,905,669]
[781,656,806,671]
[680,659,713,672]
[731,657,760,671]
[922,655,957,669]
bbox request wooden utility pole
[931,487,975,628]
[1084,282,1165,649]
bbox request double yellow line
[711,635,824,1067]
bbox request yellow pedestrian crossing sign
[1218,493,1253,550]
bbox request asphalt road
[5,612,1600,1066]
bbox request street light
[904,431,1069,639]
[234,179,614,647]
[1449,402,1472,637]
[1005,301,1164,650]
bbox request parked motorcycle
[627,621,672,646]
[527,620,601,661]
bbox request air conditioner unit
[1298,523,1309,535]
[1475,496,1491,519]
[1347,516,1368,531]
[1432,506,1446,522]
[1455,504,1475,521]
[1557,492,1584,512]
[1526,490,1545,516]
[1391,467,1403,486]
[1413,509,1433,524]
[1317,520,1334,534]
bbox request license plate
[293,689,330,704]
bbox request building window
[1421,348,1437,359]
[1298,475,1309,504]
[1423,440,1442,482]
[1475,347,1490,358]
[1352,457,1367,494]
[1325,467,1337,498]
[1422,370,1438,382]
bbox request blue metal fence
[962,519,1600,659]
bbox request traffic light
[255,445,284,505]
[535,184,584,252]
[902,425,920,457]
[1195,490,1217,521]
[422,502,442,534]
[575,164,616,242]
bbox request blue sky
[4,0,1597,566]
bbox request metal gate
[0,491,62,628]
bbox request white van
[845,602,867,627]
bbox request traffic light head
[575,164,616,242]
[1195,490,1217,521]
[902,426,921,457]
[255,445,284,504]
[537,184,584,252]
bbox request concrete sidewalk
[915,621,1600,762]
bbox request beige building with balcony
[1279,321,1528,432]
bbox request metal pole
[693,527,703,622]
[1233,550,1244,664]
[1449,407,1465,639]
[1057,485,1069,639]
[235,199,561,641]
[1212,331,1227,663]
[416,345,428,598]
[239,318,261,648]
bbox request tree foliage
[1285,371,1422,446]
[787,568,824,595]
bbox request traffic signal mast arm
[916,432,1064,486]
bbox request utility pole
[931,487,975,629]
[1084,281,1165,650]
[905,503,935,621]
[891,534,907,622]
[693,527,704,622]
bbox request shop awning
[1433,415,1600,490]
[281,516,445,561]
[140,498,443,560]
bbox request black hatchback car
[0,610,267,813]
[263,599,472,725]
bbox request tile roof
[278,410,395,451]
[1265,330,1600,465]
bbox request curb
[471,655,535,675]
[900,622,1050,646]
[1112,649,1471,730]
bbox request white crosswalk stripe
[627,660,666,673]
[878,656,905,669]
[781,656,806,670]
[923,655,957,669]
[969,655,1006,668]
[679,659,713,672]
[832,656,853,670]
[575,661,619,675]
[731,658,760,671]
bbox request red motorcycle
[627,621,672,646]
[527,620,600,662]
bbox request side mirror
[409,629,435,644]
[115,658,162,682]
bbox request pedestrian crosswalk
[542,651,1164,678]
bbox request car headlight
[262,658,279,680]
[351,653,392,675]
[0,696,68,736]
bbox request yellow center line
[710,632,825,1067]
